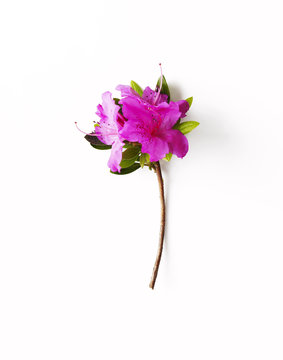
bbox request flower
[95,91,125,172]
[119,95,189,162]
[116,85,190,117]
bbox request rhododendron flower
[119,95,189,162]
[95,91,125,173]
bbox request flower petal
[155,101,181,129]
[164,129,189,158]
[116,85,139,98]
[95,92,120,145]
[142,86,168,105]
[119,96,156,132]
[107,139,124,173]
[141,137,169,162]
[176,100,190,118]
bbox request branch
[149,161,166,289]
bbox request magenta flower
[95,91,125,173]
[119,96,189,162]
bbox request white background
[1,0,283,359]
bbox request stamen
[74,122,118,137]
[154,63,163,105]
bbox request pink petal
[141,136,169,162]
[155,101,181,130]
[107,139,124,173]
[116,85,139,98]
[164,129,189,158]
[142,87,168,105]
[176,100,190,118]
[95,91,120,145]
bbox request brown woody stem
[149,161,166,289]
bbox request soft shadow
[159,86,237,284]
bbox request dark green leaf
[85,134,112,150]
[122,146,140,160]
[120,146,140,168]
[174,121,199,135]
[186,97,193,107]
[130,81,143,97]
[113,98,121,105]
[156,75,170,102]
[111,163,141,175]
[174,119,181,128]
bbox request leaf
[111,163,141,175]
[120,158,138,168]
[130,81,143,97]
[120,146,140,168]
[186,97,193,107]
[84,134,112,150]
[163,153,172,161]
[174,119,181,127]
[140,153,150,168]
[174,121,199,135]
[123,142,132,149]
[156,75,170,102]
[113,98,121,105]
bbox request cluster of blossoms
[76,66,199,289]
[76,66,199,174]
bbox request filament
[154,63,163,105]
[74,122,118,137]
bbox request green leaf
[156,75,170,102]
[140,153,150,168]
[111,163,141,175]
[120,146,140,168]
[163,153,172,161]
[113,98,121,105]
[120,158,138,168]
[174,119,181,128]
[186,97,193,107]
[174,121,199,135]
[130,80,143,97]
[84,134,112,150]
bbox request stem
[149,161,166,289]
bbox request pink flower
[95,92,125,173]
[119,96,188,162]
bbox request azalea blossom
[119,95,189,162]
[95,91,125,172]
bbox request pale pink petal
[107,139,124,173]
[95,91,120,145]
[116,85,139,98]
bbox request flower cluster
[77,66,199,174]
[76,66,199,289]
